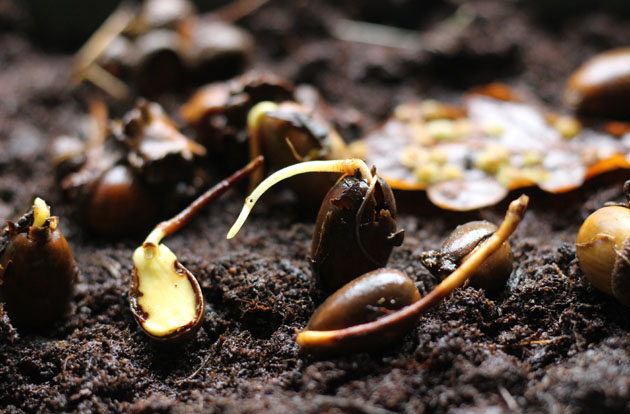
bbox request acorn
[307,268,420,332]
[576,181,630,305]
[310,174,404,291]
[565,48,630,119]
[420,220,513,292]
[0,198,77,330]
[296,196,529,353]
[227,159,404,290]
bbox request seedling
[0,198,77,330]
[296,195,528,352]
[130,156,263,341]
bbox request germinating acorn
[227,159,404,290]
[576,181,630,305]
[0,198,77,330]
[307,268,420,332]
[130,156,263,342]
[420,220,513,292]
[296,195,529,353]
[311,174,404,291]
[247,101,350,204]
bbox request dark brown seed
[0,201,77,330]
[565,48,630,119]
[420,220,513,291]
[310,175,404,291]
[307,268,421,331]
[80,165,158,236]
[181,72,294,170]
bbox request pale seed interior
[132,244,198,337]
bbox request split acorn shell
[0,199,77,329]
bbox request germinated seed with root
[0,198,77,330]
[296,195,529,353]
[130,156,263,342]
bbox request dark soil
[2,1,630,413]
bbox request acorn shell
[310,175,402,291]
[0,221,76,329]
[307,268,421,332]
[576,205,630,305]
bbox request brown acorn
[565,48,630,119]
[248,101,350,204]
[0,198,77,330]
[227,159,403,290]
[307,268,420,332]
[576,180,630,305]
[420,220,513,292]
[55,99,206,236]
[310,174,404,291]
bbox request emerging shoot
[296,194,529,353]
[227,159,373,239]
[130,156,263,342]
[0,198,77,330]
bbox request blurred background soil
[1,0,630,412]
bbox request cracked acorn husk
[420,220,513,292]
[576,204,630,305]
[181,72,294,171]
[55,99,206,236]
[0,199,77,330]
[307,268,420,332]
[310,174,404,291]
[129,242,204,342]
[254,101,350,205]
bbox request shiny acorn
[0,198,77,330]
[576,180,630,305]
[565,48,630,119]
[307,268,420,332]
[130,156,263,342]
[227,159,403,290]
[311,174,404,291]
[297,195,529,353]
[420,220,513,292]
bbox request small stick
[86,97,109,147]
[227,159,374,239]
[296,194,529,349]
[212,0,271,23]
[71,2,136,86]
[144,155,264,247]
[81,65,131,101]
